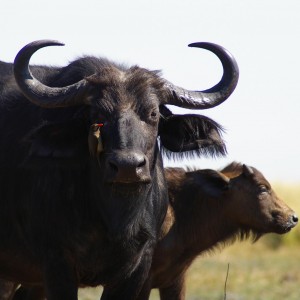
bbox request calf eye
[259,185,269,194]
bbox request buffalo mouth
[106,177,152,186]
[274,226,292,235]
[109,178,151,184]
[105,168,152,185]
[105,181,150,197]
[273,227,294,235]
[105,168,152,187]
[270,212,298,234]
[248,217,298,236]
[271,219,298,235]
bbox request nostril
[292,214,298,224]
[137,158,146,168]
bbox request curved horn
[14,40,89,108]
[163,42,239,109]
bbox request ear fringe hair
[160,139,227,161]
[160,114,227,160]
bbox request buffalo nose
[287,213,298,230]
[107,151,150,183]
[291,214,298,225]
[108,152,146,170]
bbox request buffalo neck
[159,182,237,262]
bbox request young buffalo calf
[146,162,298,300]
[2,163,298,300]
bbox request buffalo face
[87,67,163,184]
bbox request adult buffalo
[0,40,238,300]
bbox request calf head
[230,164,298,234]
[205,163,298,234]
[15,40,238,186]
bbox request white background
[2,0,300,182]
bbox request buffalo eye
[259,185,269,194]
[149,110,159,121]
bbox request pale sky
[2,0,300,182]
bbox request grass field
[78,183,300,300]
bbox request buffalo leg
[43,254,78,300]
[159,274,186,300]
[135,277,152,300]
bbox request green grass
[78,183,300,299]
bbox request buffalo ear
[189,169,230,198]
[159,113,226,159]
[159,104,173,118]
[242,164,254,177]
[24,120,88,164]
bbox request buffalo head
[14,40,239,184]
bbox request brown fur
[145,162,297,300]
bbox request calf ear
[242,164,254,177]
[190,169,230,197]
[159,113,226,159]
[24,120,88,164]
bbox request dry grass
[78,183,300,299]
[79,243,300,300]
[182,243,300,300]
